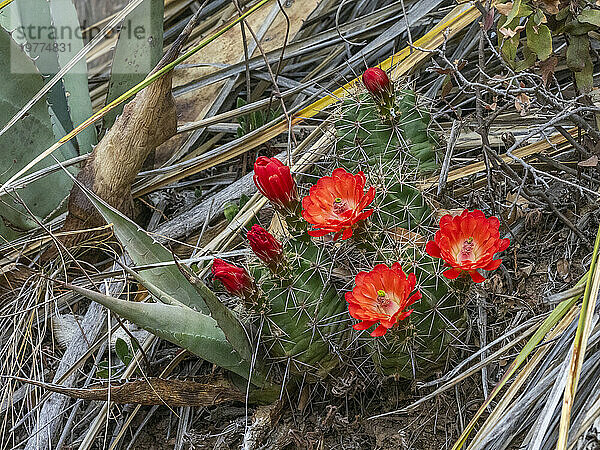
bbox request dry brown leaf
[14,376,244,406]
[515,92,531,116]
[386,228,427,247]
[496,2,514,15]
[578,155,599,167]
[435,209,465,221]
[556,258,570,280]
[538,0,560,14]
[540,56,558,87]
[62,15,203,235]
[499,25,526,38]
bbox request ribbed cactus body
[251,238,348,379]
[333,86,467,378]
[335,91,438,174]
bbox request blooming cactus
[301,168,375,240]
[346,263,421,337]
[253,156,298,212]
[425,209,510,283]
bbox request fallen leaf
[515,92,531,116]
[538,0,560,14]
[499,25,526,38]
[556,258,570,280]
[578,155,599,167]
[540,56,558,86]
[496,2,514,15]
[387,228,427,247]
[435,209,465,220]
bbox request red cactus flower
[345,263,421,337]
[211,258,254,298]
[247,224,283,267]
[362,67,392,98]
[301,168,375,240]
[425,209,510,283]
[253,156,298,211]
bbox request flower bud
[211,259,254,298]
[362,67,392,98]
[253,157,298,212]
[247,225,283,268]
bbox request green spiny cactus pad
[330,85,467,378]
[250,238,348,379]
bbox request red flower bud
[362,67,391,98]
[253,157,298,211]
[211,258,254,298]
[247,225,283,267]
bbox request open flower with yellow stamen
[301,168,375,240]
[425,209,510,283]
[345,263,421,337]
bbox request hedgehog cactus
[328,70,467,378]
[72,68,508,388]
[240,69,474,379]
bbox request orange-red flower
[301,168,375,240]
[211,258,254,298]
[425,209,510,283]
[345,263,421,337]
[253,156,298,212]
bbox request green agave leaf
[67,283,266,385]
[0,28,75,234]
[49,0,97,154]
[104,0,164,129]
[177,262,253,364]
[79,182,210,314]
[7,0,74,138]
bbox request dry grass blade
[0,0,14,10]
[556,225,600,450]
[451,274,588,450]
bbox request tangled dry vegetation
[1,0,600,449]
